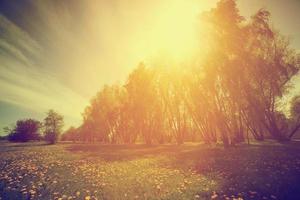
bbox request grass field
[0,141,300,200]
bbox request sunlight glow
[149,2,199,61]
[134,1,207,62]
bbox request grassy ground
[0,141,300,200]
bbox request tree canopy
[44,110,64,144]
[63,0,300,146]
[7,119,41,142]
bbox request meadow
[1,141,300,200]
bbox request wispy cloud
[0,13,88,127]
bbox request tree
[82,84,125,143]
[3,125,14,136]
[199,0,299,143]
[287,96,300,139]
[125,63,159,144]
[241,9,299,141]
[8,119,41,142]
[61,126,79,142]
[44,110,64,144]
[75,0,300,146]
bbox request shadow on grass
[173,142,300,199]
[0,141,288,199]
[65,143,203,161]
[65,141,300,199]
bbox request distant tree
[290,96,300,120]
[8,119,41,142]
[0,126,11,140]
[288,96,300,139]
[3,125,13,136]
[44,110,64,144]
[0,135,7,140]
[61,126,78,142]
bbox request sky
[0,0,299,134]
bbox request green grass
[0,141,300,200]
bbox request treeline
[64,0,300,146]
[3,110,64,144]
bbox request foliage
[44,110,64,144]
[59,0,300,146]
[287,96,300,139]
[290,96,300,120]
[7,119,41,142]
[61,126,79,142]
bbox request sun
[135,1,205,63]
